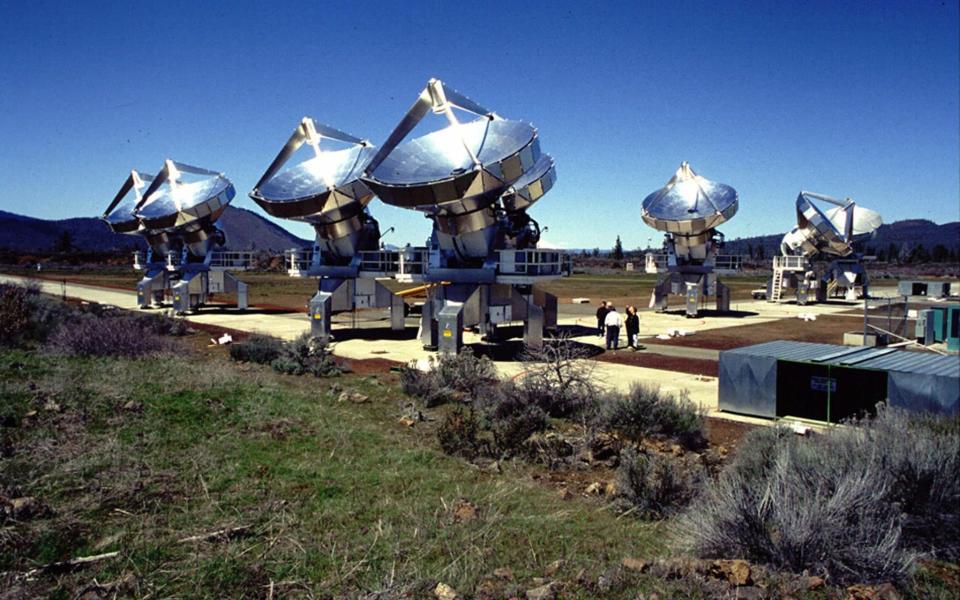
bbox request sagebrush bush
[616,446,704,519]
[270,333,341,377]
[400,352,497,407]
[0,284,30,346]
[129,312,189,337]
[437,405,482,458]
[680,407,958,584]
[597,383,705,449]
[46,314,174,357]
[518,337,598,418]
[229,334,284,365]
[481,383,549,456]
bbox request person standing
[595,300,608,337]
[625,305,640,350]
[604,304,622,350]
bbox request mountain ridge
[0,207,311,253]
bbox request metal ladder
[771,265,784,302]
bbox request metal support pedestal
[137,267,167,309]
[716,281,730,313]
[308,277,406,342]
[437,301,465,355]
[172,271,209,315]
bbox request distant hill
[724,219,960,259]
[0,206,310,253]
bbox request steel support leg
[524,300,544,349]
[390,292,405,331]
[437,301,464,356]
[716,281,730,313]
[309,290,335,341]
[685,282,701,317]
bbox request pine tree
[613,236,624,261]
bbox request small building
[898,280,951,298]
[718,341,959,422]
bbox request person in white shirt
[604,305,622,350]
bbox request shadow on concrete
[467,334,605,362]
[328,326,420,342]
[659,309,759,319]
[556,324,600,337]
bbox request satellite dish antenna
[249,117,378,259]
[363,78,554,259]
[641,161,739,235]
[248,117,407,342]
[358,78,563,354]
[641,162,739,317]
[770,191,882,304]
[782,191,882,258]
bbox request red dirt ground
[594,351,719,377]
[652,314,908,351]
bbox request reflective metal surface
[251,118,376,224]
[825,205,882,241]
[502,153,555,213]
[641,162,738,235]
[782,191,882,258]
[365,118,540,213]
[103,170,155,234]
[136,161,235,232]
[362,78,557,262]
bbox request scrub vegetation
[1,285,958,599]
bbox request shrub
[270,333,341,378]
[129,312,189,337]
[0,284,30,346]
[46,314,174,358]
[437,405,482,458]
[679,407,958,585]
[518,336,598,418]
[596,384,705,449]
[400,352,497,407]
[615,446,704,519]
[481,383,549,456]
[229,334,284,365]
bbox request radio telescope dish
[102,169,155,234]
[135,160,235,232]
[250,118,376,223]
[363,79,546,217]
[641,162,738,235]
[782,191,882,258]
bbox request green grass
[0,347,673,598]
[2,326,954,598]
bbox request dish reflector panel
[642,162,738,235]
[250,118,376,224]
[136,161,235,232]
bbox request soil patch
[346,357,403,376]
[652,315,895,351]
[594,351,718,377]
[703,417,756,451]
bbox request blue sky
[0,0,957,250]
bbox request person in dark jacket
[625,305,640,349]
[595,300,608,337]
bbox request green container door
[776,361,887,423]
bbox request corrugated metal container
[898,280,951,298]
[948,306,960,352]
[719,341,959,420]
